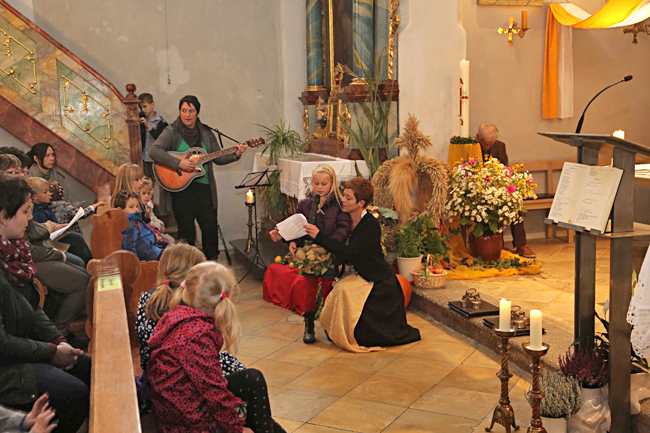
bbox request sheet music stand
[235,167,280,284]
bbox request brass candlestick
[522,342,550,433]
[245,202,255,253]
[486,329,519,433]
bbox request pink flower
[507,185,516,194]
[460,162,468,169]
[464,172,469,178]
[469,157,478,164]
[484,175,490,183]
[504,166,513,178]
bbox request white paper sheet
[50,207,85,241]
[276,213,308,241]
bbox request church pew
[131,260,159,315]
[90,208,129,260]
[93,182,115,216]
[87,253,141,433]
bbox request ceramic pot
[397,255,423,283]
[469,232,503,262]
[541,416,568,433]
[567,386,610,433]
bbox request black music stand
[235,166,279,284]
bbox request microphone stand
[575,77,631,134]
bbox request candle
[530,310,543,350]
[499,299,511,331]
[509,16,514,28]
[459,59,470,137]
[613,130,625,140]
[522,11,528,29]
[246,189,254,204]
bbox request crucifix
[623,22,649,45]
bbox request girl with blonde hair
[148,262,284,433]
[266,164,351,344]
[110,163,146,212]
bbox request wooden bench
[87,253,141,433]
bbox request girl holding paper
[264,165,351,344]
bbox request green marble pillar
[306,0,325,88]
[374,0,389,82]
[353,0,374,79]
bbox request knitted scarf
[0,235,37,288]
[174,116,203,148]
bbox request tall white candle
[499,299,511,331]
[530,310,543,350]
[246,189,254,204]
[459,60,470,137]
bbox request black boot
[303,312,316,344]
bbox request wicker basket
[411,269,447,289]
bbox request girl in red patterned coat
[147,261,285,433]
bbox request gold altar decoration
[312,62,350,144]
[0,26,37,94]
[623,22,649,45]
[388,0,400,81]
[61,75,112,148]
[302,106,310,140]
[372,114,450,224]
[498,14,529,47]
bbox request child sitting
[148,261,284,433]
[114,191,164,261]
[42,180,104,236]
[26,177,93,264]
[140,176,174,245]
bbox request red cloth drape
[263,263,334,315]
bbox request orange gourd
[396,274,412,307]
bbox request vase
[631,371,650,415]
[397,255,423,283]
[541,416,568,433]
[469,232,503,262]
[567,386,610,433]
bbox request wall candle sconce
[498,11,529,46]
[623,22,649,45]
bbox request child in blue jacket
[114,191,164,261]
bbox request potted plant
[446,156,536,262]
[526,370,582,433]
[393,222,423,282]
[559,348,610,433]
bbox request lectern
[539,132,650,432]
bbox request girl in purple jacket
[266,165,351,344]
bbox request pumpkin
[396,274,412,307]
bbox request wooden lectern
[539,132,650,432]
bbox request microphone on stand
[575,75,633,134]
[309,194,321,225]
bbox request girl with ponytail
[147,262,285,433]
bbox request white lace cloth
[627,245,650,360]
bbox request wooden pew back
[88,255,141,433]
[93,182,115,216]
[90,208,129,260]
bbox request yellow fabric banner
[550,1,645,29]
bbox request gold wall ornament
[623,22,649,45]
[497,14,528,47]
[388,0,400,81]
[312,96,329,139]
[0,27,37,94]
[61,75,112,148]
[302,106,310,140]
[339,102,351,146]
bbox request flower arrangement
[275,243,335,277]
[446,156,537,238]
[559,348,610,389]
[527,370,582,419]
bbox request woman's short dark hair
[178,95,201,114]
[344,177,373,208]
[25,143,54,168]
[0,177,33,218]
[0,146,31,168]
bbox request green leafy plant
[450,136,479,144]
[527,370,582,419]
[256,120,308,219]
[393,223,423,258]
[410,214,450,263]
[339,55,394,179]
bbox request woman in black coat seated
[303,177,420,352]
[0,177,90,433]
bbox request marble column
[374,0,389,82]
[353,0,374,80]
[306,0,325,89]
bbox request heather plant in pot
[526,370,582,433]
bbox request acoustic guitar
[153,137,265,192]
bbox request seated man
[477,123,536,258]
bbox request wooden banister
[87,255,141,433]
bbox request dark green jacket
[0,272,61,406]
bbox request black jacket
[0,272,62,405]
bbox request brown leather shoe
[516,244,536,258]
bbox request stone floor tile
[270,388,339,422]
[402,339,477,364]
[285,366,370,396]
[309,397,406,433]
[376,357,457,389]
[437,364,520,395]
[275,418,304,432]
[268,341,341,367]
[318,349,400,374]
[382,408,477,433]
[410,385,496,420]
[498,281,565,303]
[247,359,312,387]
[380,340,422,355]
[236,355,260,367]
[294,425,351,432]
[237,335,292,358]
[461,346,502,370]
[254,321,306,341]
[346,375,426,407]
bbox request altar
[252,152,369,200]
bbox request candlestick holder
[486,328,519,433]
[245,202,255,253]
[522,342,550,433]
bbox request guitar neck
[196,146,239,165]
